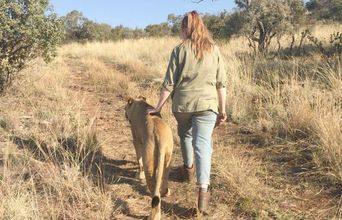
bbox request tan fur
[125,97,173,220]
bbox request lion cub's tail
[151,134,165,219]
[148,118,167,220]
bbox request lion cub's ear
[137,95,146,101]
[124,96,134,104]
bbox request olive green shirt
[162,42,227,113]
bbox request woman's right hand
[146,107,161,115]
[146,88,171,115]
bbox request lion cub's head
[124,96,147,121]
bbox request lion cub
[125,97,173,220]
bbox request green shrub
[0,0,63,92]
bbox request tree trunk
[290,35,295,55]
[277,37,281,55]
[257,21,266,53]
[298,30,308,55]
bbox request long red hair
[181,11,213,59]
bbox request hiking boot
[181,164,194,183]
[197,189,210,215]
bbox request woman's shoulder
[212,44,224,57]
[171,41,221,58]
[170,41,190,57]
[212,43,221,52]
[174,41,190,51]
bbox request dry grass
[61,37,178,75]
[0,24,341,219]
[220,28,342,185]
[0,58,113,219]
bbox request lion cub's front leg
[133,139,145,180]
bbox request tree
[220,11,246,39]
[145,23,172,37]
[234,0,252,9]
[79,21,112,41]
[167,14,182,36]
[62,10,87,42]
[194,0,308,54]
[111,25,127,40]
[287,0,308,54]
[203,11,230,39]
[62,11,147,42]
[0,0,63,92]
[242,0,292,54]
[306,0,342,22]
[111,25,145,40]
[132,28,147,39]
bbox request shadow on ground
[12,135,200,219]
[113,197,148,219]
[101,157,150,197]
[11,135,148,191]
[162,200,197,219]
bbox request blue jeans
[174,110,217,185]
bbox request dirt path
[65,57,341,220]
[66,58,203,219]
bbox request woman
[147,11,227,214]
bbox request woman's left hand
[215,112,227,127]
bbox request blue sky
[49,0,235,28]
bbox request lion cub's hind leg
[161,151,172,197]
[136,156,145,180]
[133,139,145,180]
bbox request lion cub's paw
[161,188,171,197]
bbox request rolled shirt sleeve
[216,49,227,89]
[162,49,178,92]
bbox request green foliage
[167,13,182,35]
[145,23,171,37]
[58,7,251,43]
[62,10,113,42]
[62,10,87,41]
[224,11,246,38]
[243,0,291,53]
[234,0,252,9]
[80,21,112,41]
[306,0,342,22]
[287,0,307,31]
[286,0,308,55]
[0,0,63,92]
[111,25,146,40]
[62,10,147,42]
[203,11,230,39]
[203,11,245,40]
[242,0,307,54]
